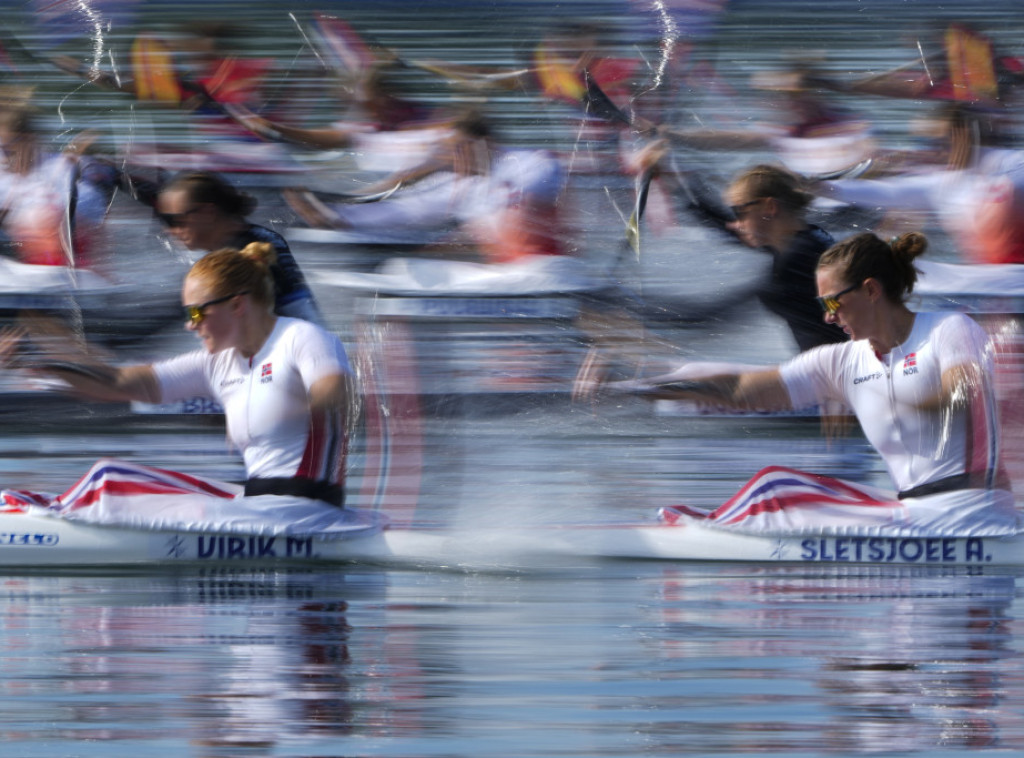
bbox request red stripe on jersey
[296,408,346,487]
[963,372,998,485]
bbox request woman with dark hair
[157,171,323,324]
[724,163,846,351]
[573,161,840,396]
[625,232,1018,536]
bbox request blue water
[1,561,1021,757]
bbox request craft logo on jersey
[853,371,883,385]
[903,352,918,376]
[260,362,273,384]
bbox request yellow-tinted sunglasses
[183,291,248,325]
[816,282,861,315]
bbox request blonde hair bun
[239,241,278,267]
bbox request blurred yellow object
[534,43,585,104]
[946,24,998,103]
[130,33,181,103]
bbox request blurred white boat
[314,255,601,297]
[915,260,1024,313]
[0,257,179,341]
[315,256,605,401]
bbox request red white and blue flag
[660,466,902,533]
[56,458,239,514]
[1,459,380,537]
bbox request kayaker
[614,232,1020,536]
[285,109,568,265]
[18,241,352,510]
[613,151,849,351]
[228,62,451,174]
[574,162,845,394]
[157,171,324,325]
[814,103,1024,265]
[0,105,112,268]
[723,163,848,352]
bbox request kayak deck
[0,515,1019,568]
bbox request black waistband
[897,472,979,500]
[244,477,345,508]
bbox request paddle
[304,12,528,91]
[812,158,874,182]
[282,185,409,230]
[26,26,287,150]
[626,167,653,258]
[289,181,405,209]
[56,148,89,341]
[574,71,660,259]
[10,310,113,378]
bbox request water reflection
[0,569,382,752]
[647,566,1023,753]
[0,565,1022,755]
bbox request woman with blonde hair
[8,242,366,535]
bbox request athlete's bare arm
[647,368,792,411]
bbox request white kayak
[914,260,1024,313]
[313,255,604,298]
[3,458,1017,569]
[0,257,130,309]
[0,513,1019,568]
[0,257,180,343]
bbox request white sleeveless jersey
[154,318,351,482]
[780,311,999,493]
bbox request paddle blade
[533,42,586,104]
[130,33,182,103]
[582,73,632,126]
[627,170,653,257]
[946,23,999,103]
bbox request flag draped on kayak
[659,466,1020,538]
[1,459,386,538]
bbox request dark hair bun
[891,232,928,262]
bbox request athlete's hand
[63,130,99,160]
[283,189,342,229]
[221,104,281,141]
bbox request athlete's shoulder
[784,337,860,375]
[923,310,989,347]
[918,310,983,336]
[802,224,835,250]
[274,317,350,374]
[275,316,342,348]
[977,146,1024,175]
[236,223,289,251]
